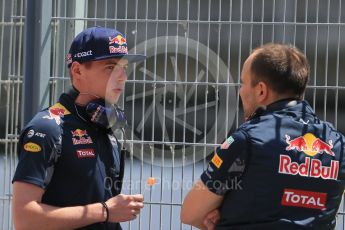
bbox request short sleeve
[200,129,248,195]
[12,123,57,190]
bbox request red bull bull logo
[50,108,66,117]
[285,133,335,157]
[311,138,334,156]
[71,129,88,138]
[109,35,128,54]
[279,133,338,180]
[285,135,308,152]
[71,129,93,145]
[109,35,127,45]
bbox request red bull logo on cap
[71,129,93,145]
[109,35,127,45]
[109,35,128,54]
[279,133,338,180]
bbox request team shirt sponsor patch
[43,103,70,125]
[76,149,96,158]
[23,142,41,152]
[281,188,327,210]
[27,129,46,138]
[285,133,334,157]
[221,136,234,149]
[27,129,35,138]
[279,155,339,180]
[279,133,339,180]
[211,153,223,168]
[71,129,93,145]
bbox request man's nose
[118,69,128,82]
[112,67,128,82]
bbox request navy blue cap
[66,26,146,67]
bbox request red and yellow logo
[211,153,223,169]
[71,129,88,138]
[49,103,71,116]
[109,35,128,54]
[24,142,41,152]
[43,103,70,125]
[71,129,93,145]
[109,35,127,46]
[285,133,334,157]
[280,133,338,180]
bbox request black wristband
[101,202,109,223]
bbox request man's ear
[70,62,83,81]
[70,62,85,88]
[255,81,269,103]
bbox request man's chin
[105,97,119,105]
[104,94,119,104]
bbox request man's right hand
[203,208,220,230]
[13,182,144,229]
[106,194,144,222]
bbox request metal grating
[0,0,24,229]
[0,0,344,229]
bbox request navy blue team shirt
[201,99,345,230]
[13,92,124,230]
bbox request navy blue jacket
[13,92,124,230]
[201,99,345,229]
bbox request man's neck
[262,94,299,107]
[75,94,98,106]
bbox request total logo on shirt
[281,188,327,210]
[71,129,93,145]
[76,149,96,158]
